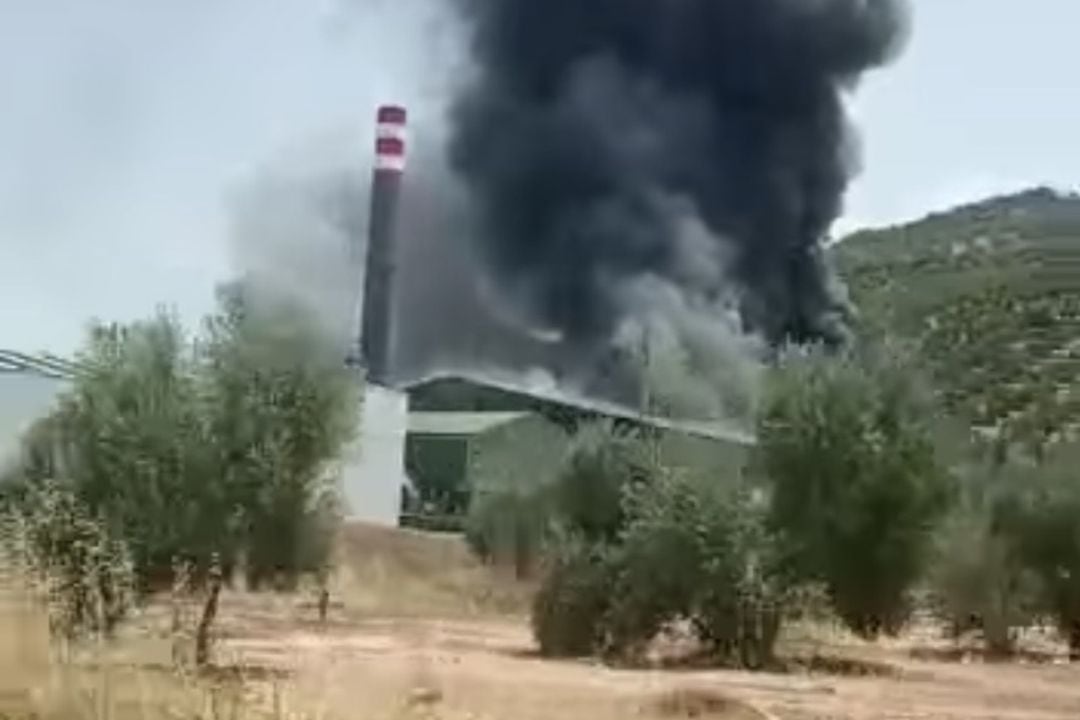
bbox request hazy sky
[0,0,1077,355]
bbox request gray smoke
[223,135,560,384]
[225,137,368,353]
[446,0,911,353]
[225,0,910,428]
[393,138,564,381]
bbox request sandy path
[212,606,1080,720]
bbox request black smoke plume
[446,0,910,353]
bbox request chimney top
[374,105,407,172]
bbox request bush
[531,535,613,657]
[604,472,710,657]
[465,421,652,579]
[201,281,357,589]
[759,343,951,638]
[1005,444,1080,657]
[549,422,655,544]
[692,491,783,670]
[929,465,1038,655]
[1,480,134,641]
[608,472,783,667]
[521,419,787,667]
[19,317,218,588]
[530,463,784,668]
[466,489,549,580]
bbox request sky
[0,0,1077,355]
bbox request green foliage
[200,282,357,589]
[925,442,1080,656]
[602,473,705,657]
[3,281,358,595]
[760,344,950,638]
[1004,444,1080,654]
[833,188,1080,451]
[929,463,1040,655]
[549,422,654,544]
[691,490,783,669]
[606,473,782,667]
[465,488,549,580]
[15,315,218,585]
[531,534,614,657]
[464,421,646,579]
[530,431,784,667]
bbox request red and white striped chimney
[357,104,408,386]
[374,104,407,173]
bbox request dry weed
[0,558,320,720]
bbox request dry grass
[0,522,534,720]
[7,522,1080,720]
[0,577,319,720]
[336,524,532,620]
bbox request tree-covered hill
[833,187,1080,451]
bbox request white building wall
[0,373,68,466]
[341,384,408,526]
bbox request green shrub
[604,472,708,658]
[530,462,784,668]
[531,535,614,657]
[200,281,357,589]
[549,422,655,544]
[929,465,1038,655]
[692,492,783,670]
[466,489,549,580]
[759,343,951,638]
[607,473,783,667]
[465,421,653,579]
[1005,444,1080,657]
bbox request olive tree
[3,281,358,595]
[1006,444,1080,658]
[759,343,951,638]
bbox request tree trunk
[170,556,189,667]
[513,519,535,581]
[318,587,330,624]
[984,621,1014,659]
[195,566,223,668]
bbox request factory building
[394,371,754,529]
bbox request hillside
[833,187,1080,448]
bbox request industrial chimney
[341,104,412,528]
[357,104,407,387]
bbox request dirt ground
[15,523,1080,720]
[159,524,1080,720]
[197,609,1078,720]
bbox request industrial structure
[356,104,407,386]
[400,371,752,528]
[340,104,756,528]
[341,105,413,526]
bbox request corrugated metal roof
[407,411,531,436]
[0,349,82,380]
[404,370,756,445]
